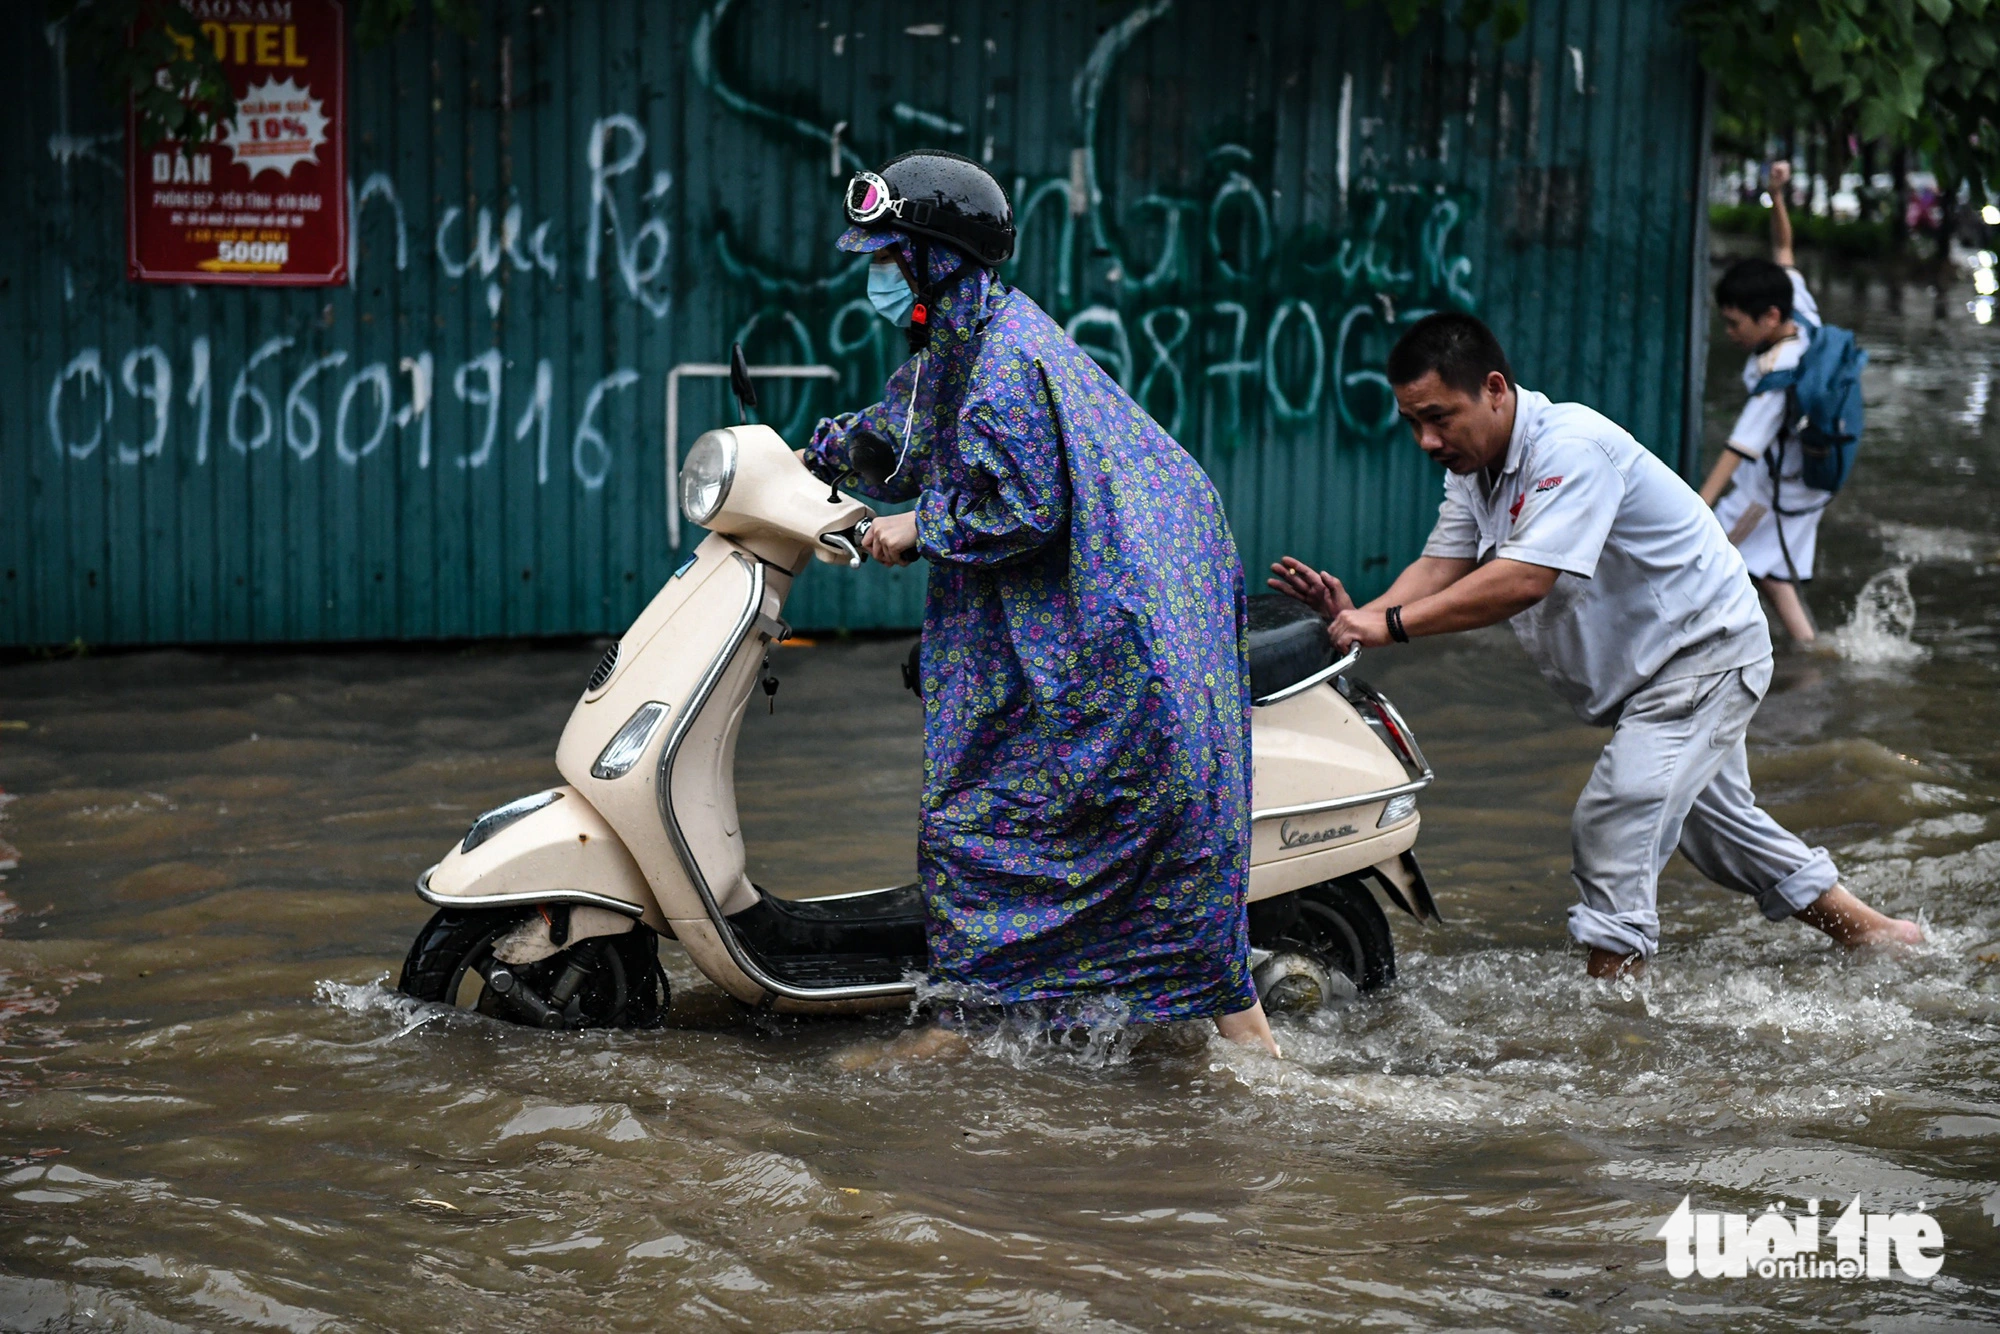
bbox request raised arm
[1768,160,1795,269]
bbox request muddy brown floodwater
[3,264,1999,1331]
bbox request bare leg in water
[1757,575,1818,645]
[1216,999,1280,1057]
[1587,884,1923,978]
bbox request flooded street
[3,267,1998,1330]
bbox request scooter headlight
[681,429,739,528]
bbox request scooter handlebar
[816,517,874,568]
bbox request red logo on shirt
[1510,475,1563,521]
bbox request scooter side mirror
[729,343,758,421]
[848,429,897,490]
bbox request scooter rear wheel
[397,907,669,1030]
[1248,875,1396,996]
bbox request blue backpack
[1750,314,1867,498]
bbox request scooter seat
[904,596,1331,704]
[1246,592,1335,702]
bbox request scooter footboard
[417,785,670,934]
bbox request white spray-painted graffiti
[347,114,670,320]
[46,0,1477,480]
[584,114,674,319]
[46,95,667,487]
[48,337,638,490]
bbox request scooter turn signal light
[591,701,671,780]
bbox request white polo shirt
[1421,387,1771,724]
[1724,268,1829,513]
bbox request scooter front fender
[417,785,670,935]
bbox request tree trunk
[1806,125,1824,216]
[1823,122,1852,218]
[1935,177,1961,318]
[1858,140,1878,222]
[1892,146,1910,251]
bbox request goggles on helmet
[845,170,931,227]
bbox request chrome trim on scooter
[788,883,917,904]
[1338,673,1431,784]
[1252,647,1361,707]
[415,864,645,918]
[1371,690,1432,781]
[1250,774,1432,825]
[654,551,918,1004]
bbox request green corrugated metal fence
[0,0,1709,646]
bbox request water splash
[312,974,470,1042]
[910,976,1153,1069]
[1828,567,1926,665]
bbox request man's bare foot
[1587,948,1646,980]
[832,1023,968,1072]
[1795,885,1924,948]
[1215,999,1281,1057]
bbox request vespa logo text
[1278,818,1356,849]
[1657,1196,1944,1281]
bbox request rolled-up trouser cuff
[1756,845,1839,921]
[1566,903,1661,959]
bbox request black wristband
[1386,605,1409,643]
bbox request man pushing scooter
[1270,312,1921,977]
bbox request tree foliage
[1366,0,1530,43]
[353,0,478,48]
[48,0,234,149]
[1680,0,2000,194]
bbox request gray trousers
[1566,657,1839,958]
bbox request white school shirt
[1421,388,1772,724]
[1725,268,1830,513]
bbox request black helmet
[842,150,1015,266]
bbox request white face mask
[867,260,916,327]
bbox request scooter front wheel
[396,907,669,1030]
[1247,875,1396,1007]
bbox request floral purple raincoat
[805,229,1255,1022]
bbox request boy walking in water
[1702,161,1832,645]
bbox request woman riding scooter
[805,151,1278,1055]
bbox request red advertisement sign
[127,0,348,285]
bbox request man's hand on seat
[1267,557,1355,622]
[1329,607,1392,653]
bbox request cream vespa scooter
[397,351,1438,1029]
